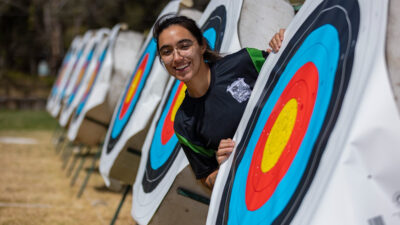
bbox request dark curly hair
[153,14,221,63]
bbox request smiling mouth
[175,63,190,72]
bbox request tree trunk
[43,0,63,76]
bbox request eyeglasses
[159,39,194,65]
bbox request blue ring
[75,46,109,117]
[228,25,340,224]
[110,38,157,139]
[150,80,182,169]
[66,48,95,107]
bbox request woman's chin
[174,73,191,83]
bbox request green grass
[0,110,58,130]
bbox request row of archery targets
[47,0,400,224]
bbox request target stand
[147,166,211,225]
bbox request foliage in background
[0,110,58,130]
[0,0,170,77]
[0,0,304,79]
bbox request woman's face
[158,25,206,83]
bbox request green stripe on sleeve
[246,48,266,73]
[176,133,215,158]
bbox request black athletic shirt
[174,48,268,179]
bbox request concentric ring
[66,45,96,109]
[215,1,360,224]
[106,38,157,153]
[74,46,109,118]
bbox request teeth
[176,64,189,70]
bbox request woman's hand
[202,169,218,189]
[201,139,235,189]
[216,138,235,165]
[267,28,285,53]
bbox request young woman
[153,15,284,189]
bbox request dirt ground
[0,130,136,225]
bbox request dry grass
[0,130,136,225]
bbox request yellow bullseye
[171,84,187,122]
[125,69,143,104]
[261,98,298,173]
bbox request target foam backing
[387,0,400,112]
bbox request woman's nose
[172,49,184,62]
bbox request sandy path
[0,130,136,225]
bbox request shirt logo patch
[226,78,252,103]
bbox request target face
[141,80,186,192]
[65,45,96,109]
[61,48,85,100]
[106,38,157,153]
[201,5,226,51]
[215,0,360,224]
[74,46,109,118]
[50,52,72,99]
[140,5,227,193]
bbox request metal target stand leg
[76,144,101,198]
[55,132,67,154]
[60,142,73,166]
[58,141,71,160]
[63,144,82,171]
[66,145,83,177]
[177,187,210,205]
[70,146,91,186]
[62,143,78,170]
[109,185,131,225]
[51,124,62,146]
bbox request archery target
[67,25,124,145]
[73,45,108,118]
[141,79,186,192]
[47,36,81,113]
[197,0,242,54]
[59,29,109,127]
[99,0,182,187]
[208,0,361,224]
[49,31,92,118]
[106,30,144,113]
[201,5,226,51]
[59,41,88,102]
[132,0,243,224]
[66,45,96,108]
[106,37,157,151]
[57,32,97,124]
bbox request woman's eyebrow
[159,39,193,51]
[159,44,171,51]
[177,39,193,45]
